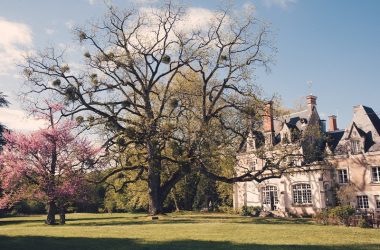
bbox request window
[262,186,279,205]
[337,169,349,184]
[247,159,257,171]
[286,156,300,166]
[248,161,256,171]
[372,167,380,183]
[292,184,312,204]
[375,195,380,209]
[357,195,369,209]
[282,133,289,143]
[351,140,361,154]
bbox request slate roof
[363,106,380,136]
[334,105,380,153]
[241,99,380,155]
[273,109,310,134]
[326,130,344,151]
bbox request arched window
[262,186,279,205]
[292,183,312,204]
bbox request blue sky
[0,0,379,130]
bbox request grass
[0,212,380,250]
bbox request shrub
[240,205,250,216]
[314,209,329,225]
[357,216,373,228]
[328,205,355,226]
[240,206,261,217]
[10,200,46,215]
[218,206,235,214]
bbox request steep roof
[335,105,380,153]
[363,106,380,136]
[326,130,344,151]
[274,109,310,134]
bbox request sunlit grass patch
[0,212,379,250]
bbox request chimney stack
[328,115,338,132]
[306,95,317,111]
[263,101,274,146]
[263,101,274,132]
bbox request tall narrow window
[292,184,312,204]
[248,160,257,171]
[337,169,349,184]
[372,166,380,183]
[262,186,279,205]
[357,195,369,209]
[351,140,361,154]
[282,133,289,144]
[375,195,380,209]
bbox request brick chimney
[306,95,317,111]
[328,115,338,132]
[263,101,274,132]
[263,101,274,146]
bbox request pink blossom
[0,104,99,209]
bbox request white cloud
[45,28,55,35]
[0,108,46,132]
[87,0,96,5]
[243,2,256,13]
[138,7,215,36]
[180,7,215,31]
[65,20,75,30]
[0,18,33,75]
[263,0,296,9]
[129,0,158,4]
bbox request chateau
[233,95,380,215]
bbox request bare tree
[22,2,275,214]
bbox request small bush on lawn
[357,217,373,228]
[314,209,329,225]
[328,205,355,226]
[314,205,356,226]
[218,206,236,214]
[240,206,262,217]
[11,200,46,215]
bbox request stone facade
[233,96,380,215]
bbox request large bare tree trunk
[45,200,57,225]
[147,140,163,215]
[148,171,162,215]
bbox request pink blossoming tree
[0,103,100,225]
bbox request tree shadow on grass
[0,215,313,227]
[0,220,43,226]
[252,217,313,225]
[0,216,136,226]
[67,216,129,222]
[0,236,378,250]
[66,217,313,227]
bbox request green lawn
[0,212,379,250]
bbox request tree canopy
[0,103,100,224]
[22,2,276,215]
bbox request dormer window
[248,160,257,171]
[350,140,361,154]
[246,133,256,151]
[248,139,254,149]
[282,133,290,144]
